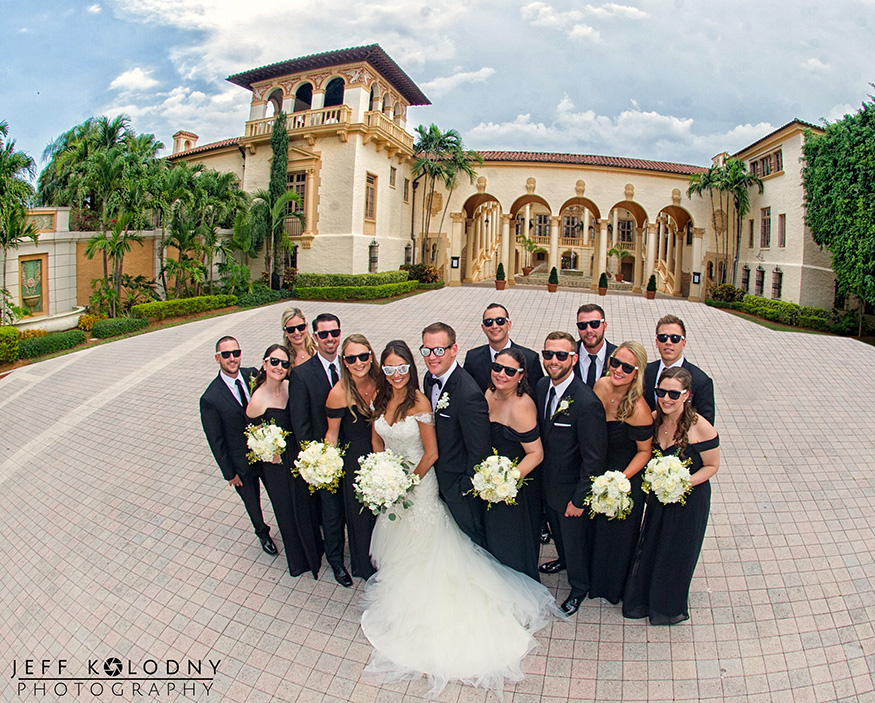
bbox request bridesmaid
[325,334,380,580]
[623,366,720,624]
[281,307,316,367]
[588,341,653,604]
[483,347,544,580]
[246,344,323,579]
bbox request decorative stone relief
[343,66,373,86]
[27,213,55,231]
[672,188,681,206]
[476,176,487,194]
[625,183,635,200]
[430,192,443,215]
[575,180,586,197]
[309,72,331,89]
[526,177,536,194]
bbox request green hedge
[131,295,237,321]
[296,280,418,301]
[293,271,408,288]
[417,281,446,290]
[91,317,150,339]
[707,295,832,332]
[236,287,295,308]
[0,326,20,365]
[18,329,86,359]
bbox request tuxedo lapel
[215,373,247,416]
[544,385,573,440]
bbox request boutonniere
[247,373,258,394]
[552,398,573,418]
[436,392,450,411]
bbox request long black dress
[256,404,323,578]
[326,404,376,579]
[588,421,652,604]
[622,435,720,624]
[483,422,541,581]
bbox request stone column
[591,219,609,290]
[656,219,665,265]
[632,226,644,293]
[645,222,658,282]
[665,225,674,279]
[673,231,684,296]
[582,208,590,246]
[449,212,465,287]
[464,218,474,283]
[501,214,513,285]
[611,209,619,248]
[548,216,561,273]
[688,227,705,301]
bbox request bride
[360,340,561,699]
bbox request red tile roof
[477,151,706,175]
[167,137,241,160]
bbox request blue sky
[3,0,873,176]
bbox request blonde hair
[281,306,316,363]
[339,334,380,420]
[610,340,647,422]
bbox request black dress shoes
[260,535,278,556]
[540,525,551,545]
[539,559,566,574]
[332,564,353,588]
[561,596,582,616]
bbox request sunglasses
[419,345,451,357]
[343,352,371,364]
[541,350,572,361]
[265,357,291,369]
[656,333,685,344]
[491,361,521,377]
[608,357,637,374]
[576,319,605,330]
[315,329,341,339]
[382,364,410,376]
[655,388,688,400]
[284,323,307,333]
[219,349,242,359]
[482,317,507,327]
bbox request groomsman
[288,312,352,587]
[536,331,608,615]
[643,314,716,424]
[200,336,277,556]
[463,303,543,395]
[421,322,491,548]
[573,303,617,387]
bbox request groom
[421,322,491,548]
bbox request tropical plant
[252,188,304,289]
[722,158,763,282]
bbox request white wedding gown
[360,413,560,699]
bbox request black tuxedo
[463,340,544,396]
[428,364,491,547]
[573,340,618,386]
[200,368,269,538]
[643,359,715,425]
[536,375,608,598]
[288,354,345,568]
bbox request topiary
[549,267,559,285]
[598,272,609,289]
[647,274,657,292]
[496,263,506,281]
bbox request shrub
[417,281,446,290]
[647,274,657,292]
[828,311,861,336]
[549,267,560,285]
[799,315,830,331]
[236,285,294,308]
[91,317,150,339]
[18,328,49,340]
[0,326,19,364]
[295,270,409,288]
[18,329,86,359]
[708,283,745,303]
[78,312,107,331]
[296,280,418,301]
[598,271,608,289]
[131,295,237,321]
[496,263,506,281]
[400,264,440,284]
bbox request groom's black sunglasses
[482,317,507,327]
[343,352,371,364]
[315,329,341,339]
[541,350,572,361]
[265,357,291,369]
[219,349,242,359]
[491,362,521,377]
[284,323,307,333]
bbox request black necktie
[586,354,598,387]
[235,379,248,409]
[545,386,556,421]
[329,363,340,386]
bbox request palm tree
[722,157,763,284]
[433,145,482,262]
[0,206,39,323]
[252,188,305,288]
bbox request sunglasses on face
[655,388,688,400]
[419,345,451,357]
[315,329,341,339]
[576,319,605,330]
[656,333,685,344]
[491,361,521,377]
[482,317,507,327]
[608,357,637,374]
[284,323,307,333]
[382,364,410,376]
[343,352,371,364]
[219,349,242,359]
[541,350,572,361]
[265,357,291,369]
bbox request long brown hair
[610,341,646,422]
[281,307,316,364]
[339,334,380,421]
[251,344,292,394]
[654,366,697,456]
[373,340,420,424]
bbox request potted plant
[598,271,609,296]
[547,266,559,293]
[495,262,507,290]
[606,246,632,281]
[646,273,657,300]
[520,235,541,275]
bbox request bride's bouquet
[244,420,290,464]
[468,451,525,508]
[292,441,345,494]
[641,450,693,505]
[354,450,420,519]
[584,470,633,520]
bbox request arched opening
[324,78,344,108]
[382,93,392,116]
[393,103,403,125]
[265,88,283,119]
[560,250,578,271]
[293,83,312,113]
[369,86,379,111]
[558,197,599,245]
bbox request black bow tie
[425,374,442,391]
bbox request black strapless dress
[588,421,652,604]
[623,435,720,624]
[326,404,376,579]
[256,404,323,578]
[482,422,542,581]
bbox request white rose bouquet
[354,450,420,519]
[585,470,633,519]
[468,451,525,508]
[641,450,693,505]
[244,420,290,464]
[292,441,345,494]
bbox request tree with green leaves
[723,158,763,283]
[266,111,290,287]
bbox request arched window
[265,88,283,118]
[293,83,312,113]
[382,93,392,115]
[369,86,379,111]
[324,78,344,108]
[393,102,403,124]
[741,265,750,292]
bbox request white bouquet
[354,450,420,519]
[468,451,525,508]
[292,441,345,494]
[244,420,290,464]
[584,470,633,520]
[641,451,693,505]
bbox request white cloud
[87,4,102,13]
[800,57,829,71]
[521,1,600,41]
[586,3,647,19]
[422,68,496,98]
[110,67,160,92]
